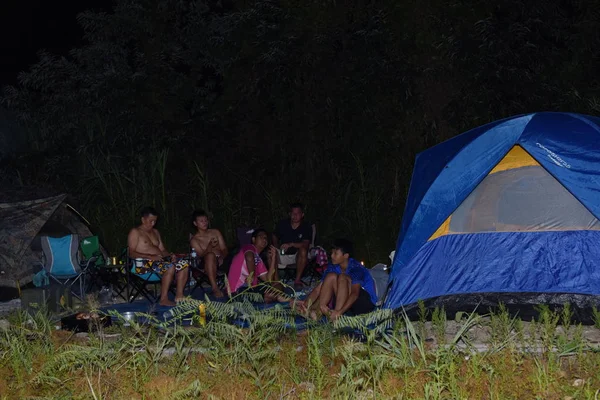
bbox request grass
[56,136,402,267]
[2,302,600,399]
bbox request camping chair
[278,224,323,284]
[126,250,164,304]
[188,255,227,297]
[187,244,210,296]
[40,234,98,305]
[79,236,106,267]
[188,232,229,297]
[78,236,109,292]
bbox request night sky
[0,0,113,86]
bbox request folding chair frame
[93,263,129,302]
[79,236,110,295]
[40,235,97,304]
[126,256,164,304]
[126,253,184,303]
[188,255,226,296]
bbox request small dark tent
[0,189,101,288]
[385,112,600,316]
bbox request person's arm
[216,230,228,258]
[265,245,278,281]
[244,251,257,286]
[305,282,322,304]
[127,229,160,260]
[156,231,173,258]
[190,236,207,257]
[192,236,209,257]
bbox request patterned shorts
[135,258,189,275]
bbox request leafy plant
[431,306,447,345]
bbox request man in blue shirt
[298,239,376,320]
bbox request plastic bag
[32,269,49,287]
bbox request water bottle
[188,248,198,287]
[191,248,197,266]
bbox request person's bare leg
[294,247,308,284]
[174,269,188,302]
[319,273,338,315]
[264,284,291,303]
[204,252,224,297]
[267,248,278,282]
[333,274,352,312]
[160,267,176,306]
[301,289,323,320]
[268,280,291,303]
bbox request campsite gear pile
[0,190,111,311]
[0,191,105,288]
[61,312,112,332]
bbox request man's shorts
[135,258,189,275]
[348,288,376,315]
[278,253,298,269]
[282,247,299,255]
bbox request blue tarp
[386,112,600,309]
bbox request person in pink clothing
[227,228,288,302]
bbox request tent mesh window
[449,165,600,233]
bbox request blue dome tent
[385,112,600,317]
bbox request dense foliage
[2,0,600,259]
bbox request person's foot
[159,299,177,307]
[293,280,306,291]
[212,287,225,298]
[293,300,309,314]
[309,310,319,321]
[175,296,186,303]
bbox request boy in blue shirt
[297,239,377,320]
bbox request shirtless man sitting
[127,207,189,306]
[190,209,228,298]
